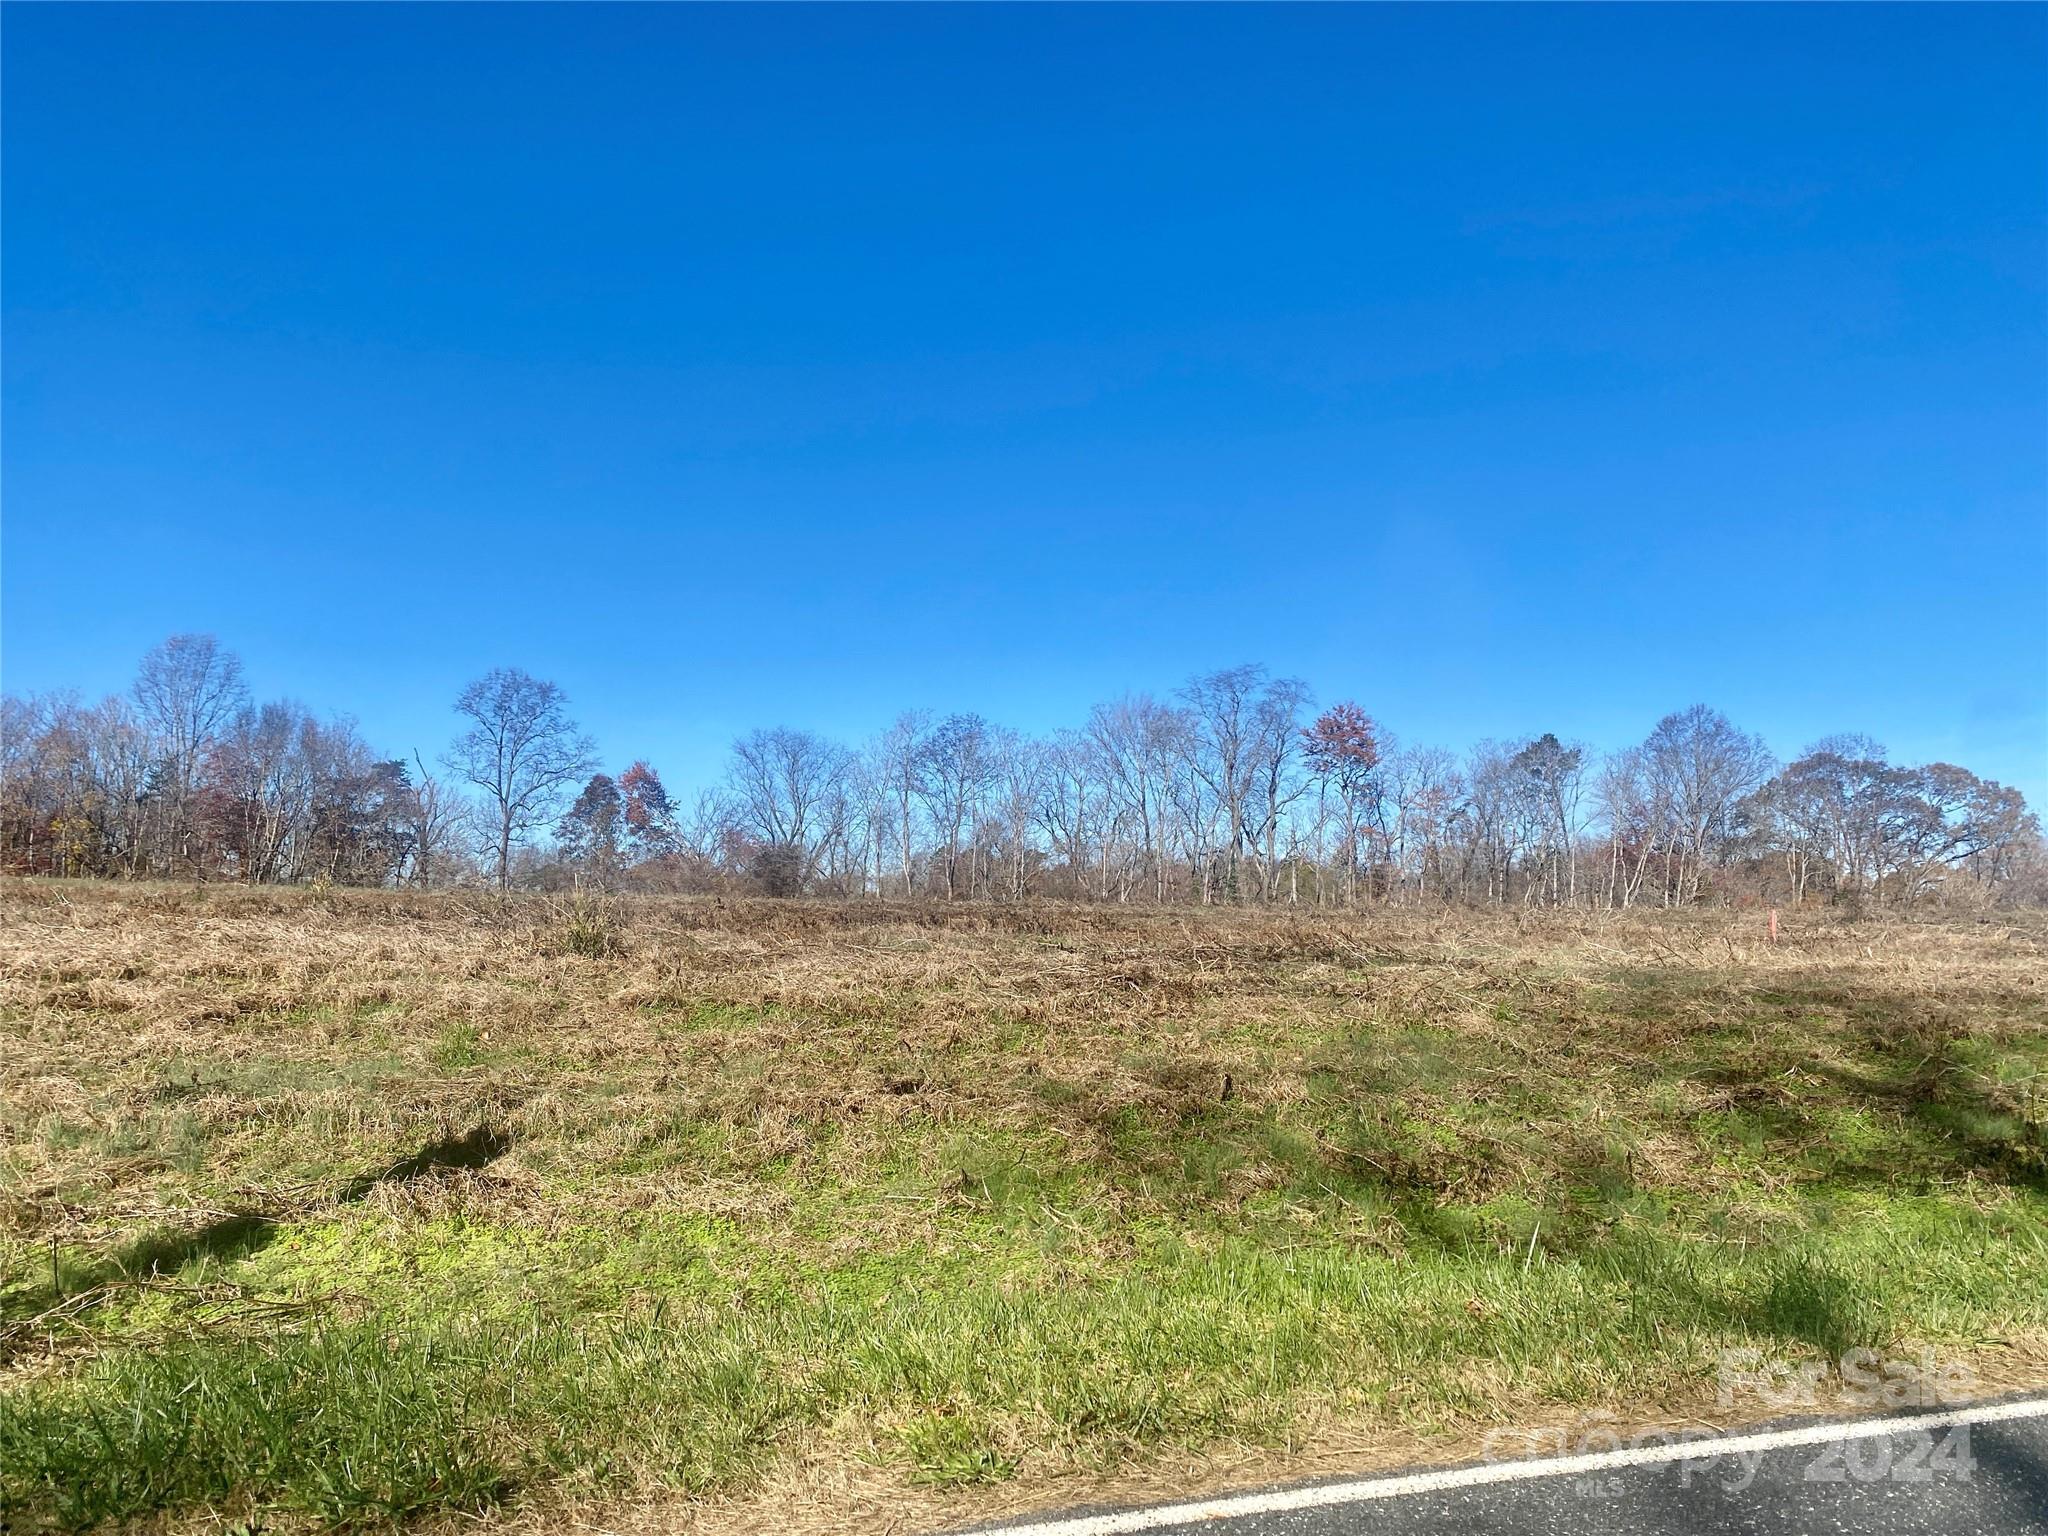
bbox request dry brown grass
[7,881,2042,1240]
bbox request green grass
[9,1199,2042,1527]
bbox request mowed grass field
[3,882,2046,1533]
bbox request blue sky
[5,5,2044,804]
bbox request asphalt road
[973,1395,2048,1536]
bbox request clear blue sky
[5,5,2044,804]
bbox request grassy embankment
[2,882,2044,1530]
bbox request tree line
[4,634,2039,908]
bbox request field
[3,882,2046,1533]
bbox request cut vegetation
[2,882,2045,1531]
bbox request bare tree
[1642,706,1775,903]
[1180,665,1270,902]
[1246,677,1312,900]
[400,751,466,888]
[131,634,249,873]
[1087,695,1190,904]
[207,700,307,882]
[1509,733,1588,906]
[1595,747,1660,908]
[1759,738,1892,903]
[1881,762,2030,903]
[1460,743,1526,905]
[1034,729,1102,898]
[1389,743,1461,905]
[725,726,853,889]
[444,668,596,889]
[915,713,998,900]
[990,727,1044,900]
[873,711,930,897]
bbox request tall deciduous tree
[726,727,851,889]
[874,711,930,897]
[1509,733,1587,906]
[400,751,465,889]
[445,668,596,889]
[557,773,624,878]
[1302,702,1381,903]
[915,713,997,900]
[1643,705,1775,904]
[1181,665,1274,902]
[618,760,677,861]
[1247,678,1312,900]
[132,633,249,874]
[1596,747,1661,908]
[1087,695,1189,904]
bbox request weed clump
[551,887,623,958]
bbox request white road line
[981,1395,2048,1536]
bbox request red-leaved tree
[618,760,676,860]
[1302,702,1382,902]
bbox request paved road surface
[971,1395,2048,1536]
